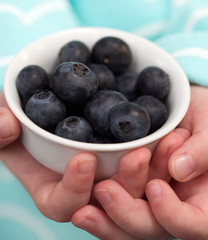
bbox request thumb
[168,130,208,182]
[0,107,21,148]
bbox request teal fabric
[69,0,208,87]
[0,0,81,89]
[156,32,208,86]
[0,0,208,239]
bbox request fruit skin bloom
[92,36,132,75]
[109,102,151,142]
[59,40,91,65]
[136,66,170,101]
[25,90,66,130]
[51,62,98,104]
[55,116,93,143]
[16,65,49,100]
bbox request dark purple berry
[136,66,170,100]
[25,90,66,130]
[116,72,139,100]
[55,116,93,142]
[109,102,150,142]
[134,95,168,133]
[92,36,132,75]
[90,64,115,90]
[51,62,98,104]
[59,40,91,65]
[16,65,49,100]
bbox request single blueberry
[59,40,91,65]
[84,90,128,137]
[134,95,168,133]
[136,66,170,100]
[16,65,49,100]
[25,90,66,130]
[116,72,139,100]
[55,116,93,143]
[51,62,98,104]
[90,64,115,90]
[92,36,132,75]
[109,102,150,142]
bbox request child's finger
[1,142,97,222]
[72,205,139,240]
[146,179,208,240]
[94,179,170,240]
[169,130,208,182]
[115,147,151,198]
[36,152,97,222]
[0,107,21,148]
[149,128,191,182]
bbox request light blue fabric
[0,0,208,239]
[69,0,208,87]
[156,32,208,86]
[0,0,81,89]
[70,0,169,37]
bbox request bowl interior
[4,27,190,152]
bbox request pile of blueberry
[16,36,170,143]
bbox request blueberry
[90,64,115,90]
[16,65,49,100]
[84,90,128,137]
[59,40,91,65]
[91,134,113,144]
[109,102,150,142]
[92,36,132,75]
[116,72,139,100]
[136,66,170,100]
[51,62,98,104]
[25,90,66,130]
[134,95,168,133]
[55,116,93,142]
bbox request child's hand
[72,130,208,240]
[145,173,208,240]
[165,85,208,182]
[1,140,98,222]
[0,93,21,148]
[71,148,171,240]
[146,125,208,239]
[0,92,97,222]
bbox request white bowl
[4,27,190,181]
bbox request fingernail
[0,113,14,139]
[74,217,96,231]
[171,154,195,181]
[146,182,162,200]
[95,189,113,206]
[78,158,95,174]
